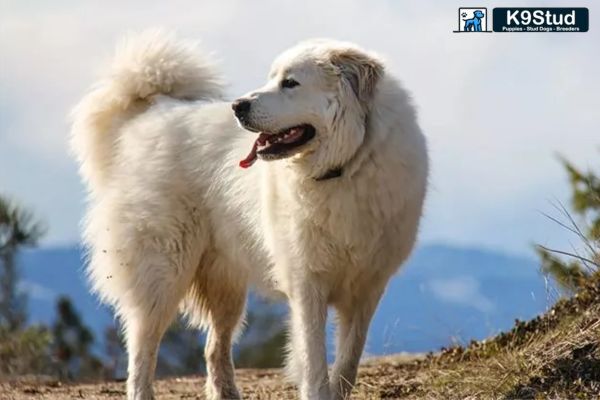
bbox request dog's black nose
[232,99,251,116]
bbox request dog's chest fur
[259,161,407,294]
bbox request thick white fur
[71,30,428,400]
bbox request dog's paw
[205,383,241,400]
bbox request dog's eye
[281,78,300,89]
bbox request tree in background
[0,324,52,376]
[51,296,104,380]
[156,317,205,377]
[0,195,45,331]
[538,157,600,293]
[104,325,126,380]
[0,195,52,377]
[236,307,286,369]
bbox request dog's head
[473,10,485,18]
[233,40,384,175]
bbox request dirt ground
[0,354,423,399]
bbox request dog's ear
[330,48,384,104]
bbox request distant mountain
[16,243,559,358]
[367,244,558,355]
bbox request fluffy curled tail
[70,30,223,194]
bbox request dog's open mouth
[239,124,316,168]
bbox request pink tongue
[239,141,258,169]
[239,129,288,168]
[239,133,270,169]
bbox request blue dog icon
[463,10,485,31]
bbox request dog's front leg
[287,279,331,400]
[330,284,385,399]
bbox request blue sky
[0,0,598,256]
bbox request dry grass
[383,272,600,399]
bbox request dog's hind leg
[124,305,176,400]
[183,257,247,400]
[119,247,200,400]
[97,209,206,400]
[330,284,385,400]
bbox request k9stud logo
[454,7,589,33]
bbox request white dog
[71,31,428,400]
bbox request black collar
[313,112,371,182]
[314,167,343,181]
